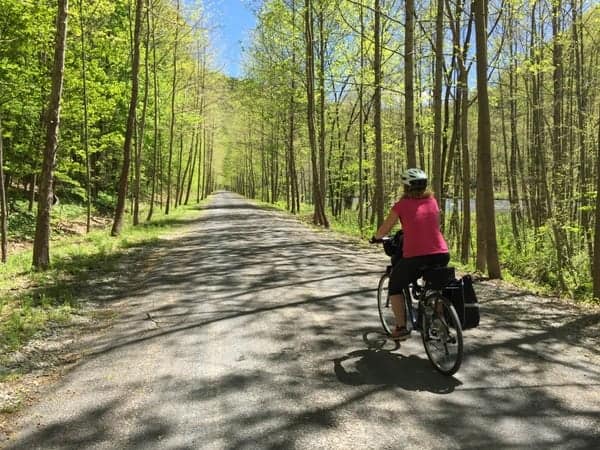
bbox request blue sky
[209,0,257,78]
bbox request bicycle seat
[421,266,455,289]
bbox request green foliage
[0,294,74,351]
[493,215,594,300]
[7,208,36,241]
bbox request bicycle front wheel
[421,294,463,376]
[377,273,395,335]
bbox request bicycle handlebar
[369,236,391,244]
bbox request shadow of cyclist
[332,331,462,394]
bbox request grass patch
[0,398,22,414]
[0,201,207,355]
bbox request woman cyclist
[372,168,449,340]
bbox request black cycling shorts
[388,253,450,295]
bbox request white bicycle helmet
[401,168,428,189]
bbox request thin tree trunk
[571,0,592,260]
[185,126,199,205]
[432,0,444,204]
[550,0,569,290]
[175,134,183,207]
[474,0,501,278]
[180,131,195,204]
[28,173,36,212]
[508,28,523,235]
[79,0,91,232]
[500,78,520,246]
[0,115,7,262]
[32,0,69,268]
[134,0,150,226]
[201,122,207,199]
[288,0,299,215]
[358,2,364,233]
[593,105,600,300]
[405,0,416,167]
[318,7,327,215]
[165,0,180,215]
[111,0,142,236]
[304,0,328,227]
[373,0,384,227]
[196,45,206,203]
[147,0,157,222]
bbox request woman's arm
[374,209,400,239]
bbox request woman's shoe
[391,326,411,341]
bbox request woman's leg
[390,294,406,328]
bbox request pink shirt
[392,196,448,258]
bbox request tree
[133,0,151,226]
[304,0,328,227]
[404,0,416,167]
[78,0,91,233]
[147,0,159,221]
[32,0,69,270]
[165,0,181,215]
[0,114,7,262]
[431,0,444,204]
[593,106,600,300]
[111,0,143,236]
[373,0,384,227]
[473,0,500,279]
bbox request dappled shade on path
[6,192,600,449]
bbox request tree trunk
[134,0,150,226]
[165,0,180,215]
[318,7,327,216]
[304,0,328,227]
[508,25,523,240]
[432,0,444,204]
[500,75,520,247]
[201,122,207,199]
[288,24,299,215]
[0,115,7,262]
[79,0,91,233]
[147,0,157,221]
[32,0,69,269]
[593,105,600,300]
[185,127,199,205]
[28,173,36,212]
[460,72,471,265]
[181,131,195,205]
[571,0,591,257]
[474,0,501,279]
[404,0,416,167]
[551,0,568,290]
[175,134,183,207]
[111,0,143,236]
[358,2,364,233]
[196,45,206,203]
[373,0,384,227]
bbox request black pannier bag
[443,274,480,330]
[423,266,456,290]
[383,230,404,265]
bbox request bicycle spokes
[421,295,463,376]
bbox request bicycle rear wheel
[377,273,395,335]
[421,293,463,376]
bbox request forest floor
[0,193,600,448]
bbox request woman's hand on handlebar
[369,236,389,244]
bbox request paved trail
[5,192,600,449]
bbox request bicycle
[372,236,464,376]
